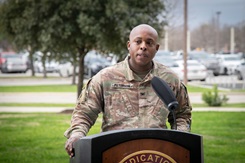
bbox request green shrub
[202,85,229,106]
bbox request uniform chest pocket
[104,90,137,123]
[151,98,169,122]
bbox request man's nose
[140,42,147,51]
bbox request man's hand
[65,136,80,157]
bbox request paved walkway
[0,91,244,113]
[0,92,244,113]
[0,92,244,104]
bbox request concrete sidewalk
[0,92,244,104]
[0,92,244,113]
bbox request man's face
[127,26,159,68]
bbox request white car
[215,54,242,75]
[175,60,208,81]
[58,62,78,77]
[1,54,28,73]
[154,55,181,74]
[34,60,59,73]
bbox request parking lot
[196,74,245,90]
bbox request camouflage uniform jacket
[64,56,192,139]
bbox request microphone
[151,76,178,130]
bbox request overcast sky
[187,0,245,29]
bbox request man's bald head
[129,24,159,42]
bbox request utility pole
[216,11,221,53]
[183,0,188,85]
[230,27,235,53]
[187,30,191,52]
[164,26,169,51]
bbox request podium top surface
[81,128,202,141]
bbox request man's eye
[147,41,154,46]
[136,40,141,44]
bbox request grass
[1,84,245,93]
[192,103,245,108]
[0,84,223,93]
[192,112,245,163]
[0,103,75,107]
[0,112,244,163]
[0,85,77,92]
[0,85,226,92]
[0,113,71,163]
[0,102,245,108]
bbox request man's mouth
[137,53,148,58]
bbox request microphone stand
[167,101,179,130]
[151,76,179,131]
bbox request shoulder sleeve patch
[78,78,92,103]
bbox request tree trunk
[77,47,86,98]
[29,49,35,77]
[71,54,77,85]
[42,52,47,78]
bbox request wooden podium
[70,129,203,163]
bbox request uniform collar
[123,55,158,82]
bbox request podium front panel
[103,139,190,163]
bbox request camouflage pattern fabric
[64,56,192,139]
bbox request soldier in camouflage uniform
[64,24,192,157]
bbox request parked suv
[215,54,242,75]
[188,51,220,76]
[235,61,245,80]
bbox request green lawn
[0,112,244,163]
[1,102,245,108]
[0,84,220,93]
[1,83,245,93]
[0,85,77,92]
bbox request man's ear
[127,41,130,50]
[156,44,160,51]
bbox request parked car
[33,51,59,73]
[234,61,245,80]
[175,60,208,81]
[57,50,112,78]
[154,55,180,74]
[215,54,242,75]
[155,50,174,58]
[34,60,59,73]
[84,51,112,78]
[188,51,220,76]
[58,61,77,77]
[0,51,17,70]
[1,53,28,73]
